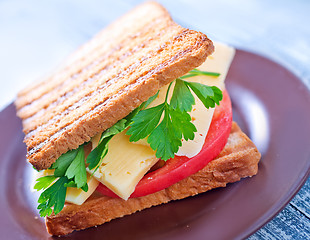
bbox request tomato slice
[97,90,232,198]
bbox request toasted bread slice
[45,122,261,236]
[15,1,214,170]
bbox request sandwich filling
[34,42,235,216]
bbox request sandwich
[15,1,261,236]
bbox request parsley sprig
[34,68,221,217]
[126,70,222,160]
[34,145,88,217]
[36,177,69,216]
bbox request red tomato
[97,90,232,198]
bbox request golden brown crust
[15,1,214,170]
[45,122,261,236]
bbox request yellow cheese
[88,131,158,200]
[65,174,99,205]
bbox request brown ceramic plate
[0,49,310,240]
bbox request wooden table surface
[0,0,309,239]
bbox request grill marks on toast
[21,19,177,132]
[24,25,184,146]
[15,2,170,111]
[16,15,171,117]
[16,1,214,170]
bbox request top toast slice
[15,1,214,170]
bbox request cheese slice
[88,131,158,200]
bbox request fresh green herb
[170,79,195,112]
[35,145,88,217]
[86,135,113,171]
[127,74,222,160]
[126,103,165,142]
[37,177,69,216]
[34,176,56,191]
[146,103,196,160]
[50,145,87,190]
[65,146,87,189]
[181,68,221,78]
[169,105,196,141]
[172,77,222,112]
[52,148,80,177]
[141,91,159,109]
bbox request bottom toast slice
[46,122,261,235]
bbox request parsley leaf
[87,135,112,170]
[37,176,69,217]
[146,104,197,160]
[64,180,88,192]
[169,105,196,141]
[181,68,221,78]
[65,146,87,189]
[37,145,88,217]
[51,149,79,177]
[100,119,127,140]
[87,118,131,171]
[127,103,165,142]
[170,79,195,112]
[148,107,181,160]
[142,91,159,109]
[34,176,56,191]
[185,81,223,108]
